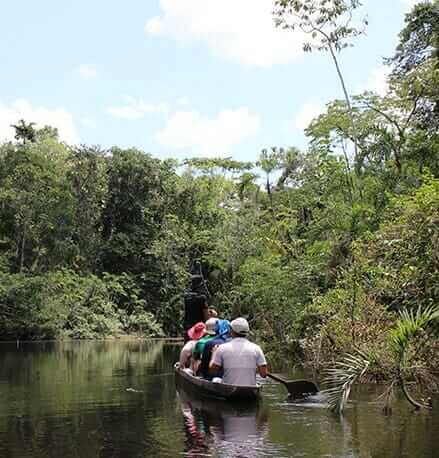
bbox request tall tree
[257,147,281,207]
[390,0,439,75]
[11,119,36,144]
[388,0,439,130]
[277,146,303,188]
[273,0,367,173]
[67,145,108,271]
[100,148,176,275]
[0,138,74,272]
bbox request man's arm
[256,346,267,378]
[209,345,222,375]
[257,365,267,378]
[209,362,221,376]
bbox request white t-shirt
[211,337,267,386]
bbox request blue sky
[0,0,419,162]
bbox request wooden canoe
[174,363,261,401]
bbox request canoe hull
[174,363,261,401]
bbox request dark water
[0,341,437,457]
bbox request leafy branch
[323,305,439,414]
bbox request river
[0,341,437,457]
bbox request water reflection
[0,341,437,458]
[178,388,269,458]
[0,340,185,458]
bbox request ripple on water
[1,341,438,458]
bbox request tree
[273,0,367,172]
[0,138,74,272]
[237,172,259,203]
[306,90,426,177]
[182,157,253,177]
[276,147,303,188]
[11,119,36,144]
[100,148,176,275]
[389,0,439,75]
[257,147,281,207]
[67,145,108,271]
[388,1,439,130]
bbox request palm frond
[390,305,439,410]
[322,351,370,414]
[390,305,439,356]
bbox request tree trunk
[327,42,360,176]
[19,225,26,272]
[266,175,273,208]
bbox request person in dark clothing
[183,275,209,342]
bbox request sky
[0,0,421,162]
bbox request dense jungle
[0,3,438,404]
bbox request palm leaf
[390,305,439,356]
[390,305,439,410]
[322,350,370,414]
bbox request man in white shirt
[209,317,267,386]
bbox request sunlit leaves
[273,0,366,53]
[390,305,439,356]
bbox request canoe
[174,362,261,401]
[177,384,261,415]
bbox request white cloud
[144,0,305,66]
[291,102,325,131]
[79,64,97,79]
[107,97,169,120]
[154,107,260,154]
[401,0,423,12]
[0,98,80,144]
[361,65,391,96]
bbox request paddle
[267,372,319,398]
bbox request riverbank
[0,270,165,341]
[1,335,184,344]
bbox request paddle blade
[284,379,318,398]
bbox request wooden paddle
[267,373,319,398]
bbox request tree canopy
[0,3,437,406]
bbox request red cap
[187,322,206,340]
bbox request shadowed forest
[0,3,438,406]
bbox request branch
[356,101,404,139]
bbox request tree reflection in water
[2,342,437,457]
[178,388,269,458]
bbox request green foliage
[100,147,176,274]
[0,270,163,340]
[273,0,366,53]
[121,308,164,337]
[182,157,253,175]
[11,119,37,144]
[390,0,439,75]
[324,305,439,414]
[0,1,437,384]
[388,1,439,131]
[67,145,108,271]
[303,178,439,357]
[355,178,439,312]
[274,0,367,169]
[390,305,439,357]
[0,139,75,273]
